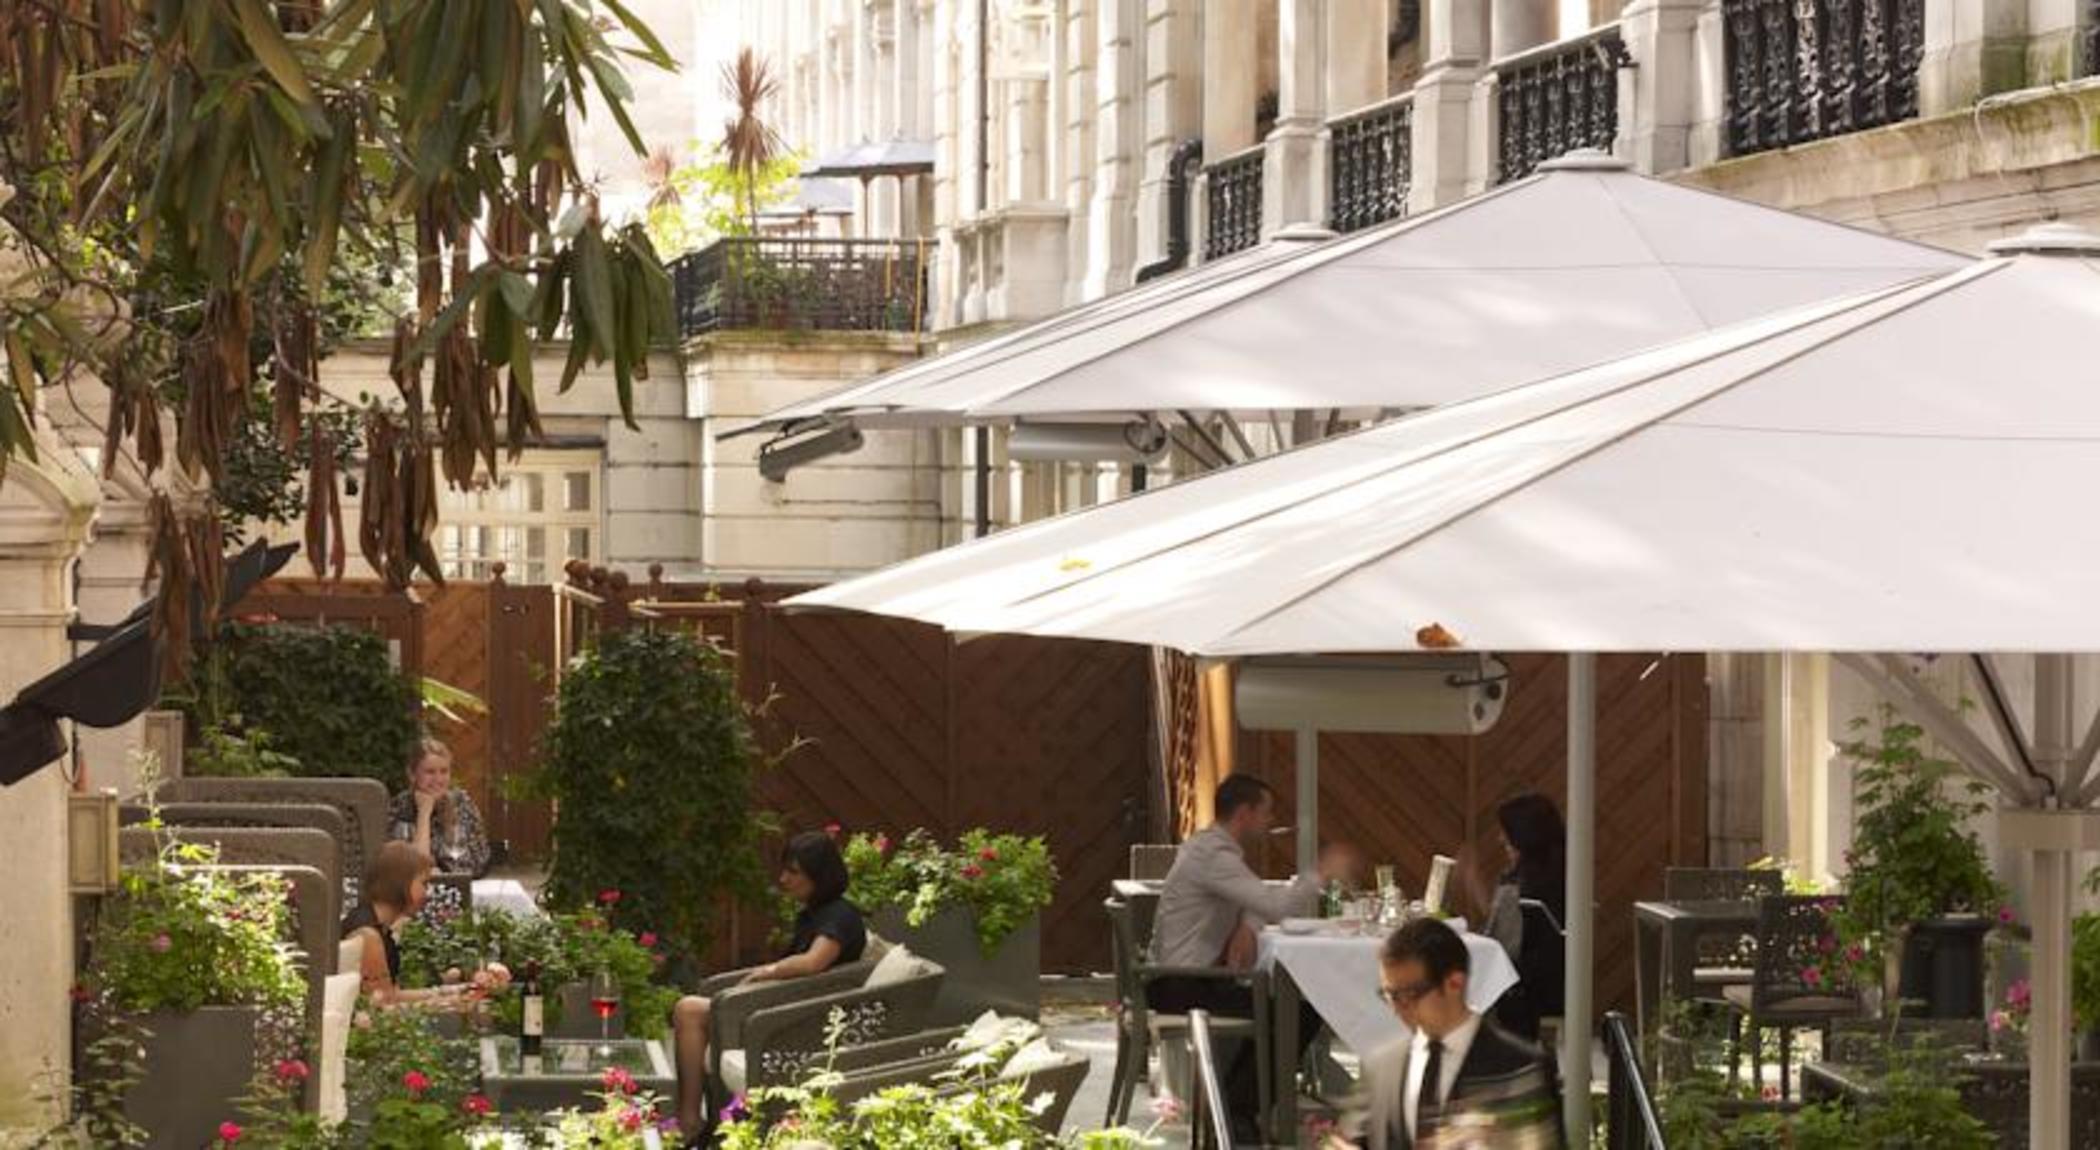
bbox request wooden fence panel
[487,583,557,860]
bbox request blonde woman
[386,738,492,877]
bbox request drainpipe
[1135,139,1204,283]
[974,426,992,536]
[974,0,992,537]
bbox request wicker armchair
[155,777,388,905]
[708,956,945,1109]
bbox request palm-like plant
[719,48,785,234]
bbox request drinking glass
[1374,864,1396,893]
[588,969,619,1059]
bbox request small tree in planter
[839,828,1057,1024]
[536,629,770,964]
[75,822,306,1148]
[1830,707,2006,1018]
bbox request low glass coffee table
[479,1035,675,1113]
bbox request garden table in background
[1632,898,1761,1051]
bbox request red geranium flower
[978,847,999,862]
[402,1070,431,1097]
[961,864,985,880]
[638,931,659,949]
[824,822,842,837]
[218,1121,243,1144]
[597,888,622,906]
[602,1066,638,1095]
[68,983,94,1004]
[619,1107,646,1132]
[462,1094,493,1117]
[273,1058,310,1084]
[875,835,892,854]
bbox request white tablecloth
[1255,924,1518,1055]
[472,878,543,918]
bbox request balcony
[1493,25,1630,184]
[669,237,930,340]
[1203,145,1266,259]
[1721,0,1925,158]
[1328,94,1415,233]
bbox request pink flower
[1761,1084,1780,1102]
[462,1094,493,1117]
[597,888,622,906]
[1802,966,1824,988]
[402,1070,430,1097]
[978,846,999,862]
[620,1107,646,1132]
[1991,1010,2012,1032]
[1998,905,2017,925]
[218,1121,242,1144]
[602,1066,638,1095]
[273,1059,310,1084]
[720,1093,750,1123]
[2008,979,2032,1009]
[875,835,891,855]
[1817,934,1836,953]
[149,933,172,954]
[1151,1095,1185,1122]
[961,864,984,880]
[1845,943,1865,963]
[824,822,842,838]
[638,931,659,949]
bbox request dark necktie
[1413,1037,1445,1142]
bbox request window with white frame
[436,449,602,584]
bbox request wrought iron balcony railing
[1722,0,1925,158]
[1494,25,1631,184]
[1328,94,1414,233]
[1203,145,1266,260]
[668,237,930,339]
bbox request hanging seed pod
[271,305,316,455]
[304,423,333,579]
[187,508,224,640]
[359,412,396,576]
[144,494,193,685]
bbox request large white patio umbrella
[789,227,2100,1148]
[732,151,1964,439]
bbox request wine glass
[588,968,619,1059]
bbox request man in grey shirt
[1148,775,1356,1141]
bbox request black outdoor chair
[1723,895,1862,1098]
[1495,898,1567,1042]
[1665,867,1783,997]
[1102,897,1265,1128]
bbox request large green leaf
[232,0,320,107]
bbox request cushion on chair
[863,944,929,988]
[318,972,361,1122]
[953,1010,1041,1052]
[1000,1038,1067,1080]
[720,1049,748,1095]
[862,932,891,962]
[337,935,364,979]
[1693,967,1754,986]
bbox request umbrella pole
[1565,653,1596,1145]
[2031,654,2073,1150]
[1296,725,1318,881]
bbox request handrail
[1326,89,1416,131]
[1604,1010,1668,1150]
[1186,1009,1237,1150]
[1490,22,1631,74]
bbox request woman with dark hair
[670,830,868,1137]
[1482,792,1568,1039]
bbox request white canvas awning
[732,151,1965,437]
[790,228,2100,1149]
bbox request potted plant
[77,826,306,1149]
[840,827,1057,1025]
[395,902,677,1041]
[2075,911,2100,1061]
[1829,707,2006,1019]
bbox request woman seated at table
[670,830,867,1138]
[341,841,506,1008]
[1479,792,1567,1040]
[386,736,492,878]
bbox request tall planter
[872,906,1040,1027]
[1897,916,1993,1018]
[122,1006,259,1149]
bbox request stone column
[868,3,900,235]
[929,0,964,324]
[892,0,920,234]
[1062,0,1097,305]
[1084,0,1143,297]
[1201,0,1260,157]
[1264,0,1328,233]
[1491,0,1555,58]
[1410,0,1492,210]
[1919,0,2027,117]
[71,490,154,797]
[1617,0,1703,174]
[1136,0,1202,271]
[1325,0,1388,115]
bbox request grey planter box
[123,1006,259,1149]
[872,906,1039,1027]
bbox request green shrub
[177,622,421,785]
[537,629,770,961]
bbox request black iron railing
[1328,94,1414,233]
[1605,1011,1669,1149]
[668,237,929,339]
[1203,145,1265,259]
[1495,26,1631,184]
[1721,0,1926,158]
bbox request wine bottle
[520,961,544,1057]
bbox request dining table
[1631,898,1762,1051]
[1256,918,1516,1142]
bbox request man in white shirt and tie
[1348,918,1563,1149]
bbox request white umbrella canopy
[733,151,1965,436]
[790,228,2100,1149]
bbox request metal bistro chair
[1102,897,1267,1127]
[1495,898,1567,1046]
[1665,867,1783,997]
[1723,895,1862,1099]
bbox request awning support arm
[1833,654,2038,802]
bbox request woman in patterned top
[386,737,492,877]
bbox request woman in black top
[672,831,867,1135]
[1482,792,1568,1039]
[341,842,478,1008]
